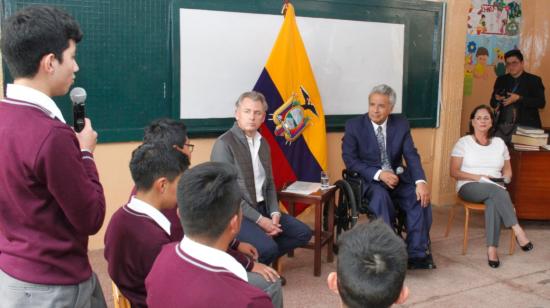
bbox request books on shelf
[513,143,540,151]
[511,134,548,147]
[516,126,546,135]
[515,130,549,138]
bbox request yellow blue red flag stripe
[253,3,327,214]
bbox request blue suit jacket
[342,114,426,185]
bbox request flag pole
[281,0,290,15]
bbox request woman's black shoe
[487,256,500,268]
[516,239,534,252]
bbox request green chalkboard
[2,0,444,141]
[171,0,445,135]
[1,0,173,142]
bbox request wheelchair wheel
[333,179,358,240]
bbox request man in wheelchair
[341,84,435,270]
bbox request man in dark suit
[490,49,546,131]
[211,91,312,267]
[342,84,435,269]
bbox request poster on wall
[464,0,521,96]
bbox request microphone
[395,166,404,175]
[381,166,404,190]
[70,87,87,133]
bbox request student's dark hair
[130,143,190,191]
[504,49,523,62]
[468,104,495,138]
[143,118,188,148]
[336,220,407,308]
[0,5,83,78]
[177,162,242,240]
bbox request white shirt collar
[245,132,262,145]
[126,196,171,236]
[371,118,388,135]
[6,83,66,123]
[178,236,248,282]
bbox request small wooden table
[278,186,337,276]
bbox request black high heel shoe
[516,238,534,252]
[487,254,500,268]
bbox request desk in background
[508,149,550,220]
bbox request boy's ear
[395,285,409,304]
[227,214,240,237]
[153,177,169,194]
[327,272,339,295]
[40,53,57,75]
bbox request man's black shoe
[407,255,436,270]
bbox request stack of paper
[282,181,321,195]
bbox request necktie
[376,126,392,170]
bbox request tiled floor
[91,205,550,307]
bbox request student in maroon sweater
[0,5,106,307]
[105,143,190,307]
[141,118,194,240]
[114,118,282,307]
[146,162,274,308]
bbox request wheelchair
[324,169,407,244]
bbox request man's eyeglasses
[505,60,521,67]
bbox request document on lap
[479,177,506,189]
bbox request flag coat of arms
[253,3,327,215]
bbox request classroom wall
[461,0,550,134]
[520,0,550,128]
[0,0,473,250]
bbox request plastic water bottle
[320,171,329,189]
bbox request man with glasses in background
[490,49,546,141]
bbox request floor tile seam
[405,265,550,305]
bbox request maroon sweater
[105,202,254,308]
[146,243,273,308]
[129,187,253,269]
[0,99,106,284]
[104,205,172,308]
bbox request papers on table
[479,177,505,190]
[282,181,322,195]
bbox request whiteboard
[179,8,404,119]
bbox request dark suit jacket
[210,123,279,222]
[342,114,426,185]
[490,71,546,128]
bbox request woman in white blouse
[450,105,533,268]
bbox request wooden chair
[445,197,515,255]
[112,281,131,308]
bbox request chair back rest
[112,281,131,308]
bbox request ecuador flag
[253,3,327,215]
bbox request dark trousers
[237,203,312,265]
[364,181,432,258]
